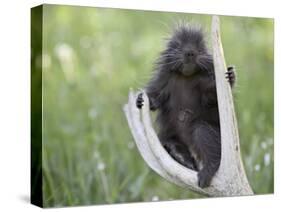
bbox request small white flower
[54,43,76,83]
[264,153,271,166]
[55,43,73,60]
[261,142,267,150]
[254,164,260,172]
[152,196,159,201]
[97,162,106,171]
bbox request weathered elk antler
[123,16,253,197]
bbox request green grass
[40,5,274,207]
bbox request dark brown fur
[136,24,235,188]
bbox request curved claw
[136,93,144,109]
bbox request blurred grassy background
[40,4,274,207]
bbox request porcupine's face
[161,25,213,77]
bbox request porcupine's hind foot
[163,141,198,171]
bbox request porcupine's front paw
[225,66,236,87]
[136,93,144,109]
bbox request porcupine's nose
[184,50,195,58]
[184,49,197,63]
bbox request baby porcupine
[136,23,236,188]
